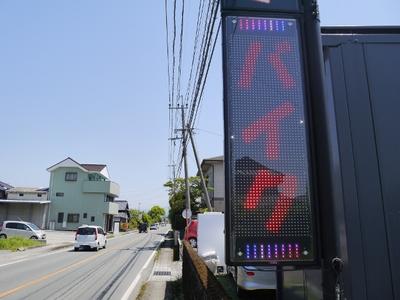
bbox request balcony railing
[82,181,120,197]
[103,201,119,215]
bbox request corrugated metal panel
[321,28,400,300]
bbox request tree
[164,176,206,230]
[148,205,165,223]
[141,212,152,224]
[128,209,141,229]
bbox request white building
[0,187,50,228]
[199,156,225,212]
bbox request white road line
[0,231,138,269]
[120,234,166,300]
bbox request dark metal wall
[319,28,400,300]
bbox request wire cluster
[164,0,221,183]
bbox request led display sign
[222,0,301,13]
[224,16,316,264]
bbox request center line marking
[0,233,142,299]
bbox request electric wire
[184,0,206,107]
[176,0,185,106]
[188,0,220,129]
[190,18,221,130]
[165,0,221,182]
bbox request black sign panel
[224,16,316,264]
[222,0,301,13]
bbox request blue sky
[0,0,399,211]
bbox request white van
[74,225,107,251]
[0,220,46,240]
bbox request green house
[47,157,120,231]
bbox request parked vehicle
[74,225,106,251]
[229,265,276,295]
[183,219,198,248]
[139,223,148,233]
[0,220,46,240]
[197,212,225,273]
[149,224,158,230]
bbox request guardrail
[182,240,231,300]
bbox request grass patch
[0,236,44,251]
[136,282,148,300]
[155,247,161,261]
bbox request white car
[0,220,46,240]
[230,266,276,295]
[74,225,107,251]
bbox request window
[16,223,30,231]
[19,193,24,197]
[77,227,95,235]
[28,223,40,230]
[67,213,79,223]
[56,192,64,197]
[6,222,18,229]
[65,172,78,181]
[106,195,114,202]
[37,194,42,197]
[88,173,106,181]
[91,216,95,222]
[98,228,104,235]
[57,212,64,223]
[83,213,87,219]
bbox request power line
[165,0,173,170]
[191,19,221,130]
[184,0,206,107]
[171,0,177,110]
[176,0,185,105]
[188,1,220,129]
[194,127,223,137]
[165,0,221,185]
[187,0,214,115]
[164,0,172,107]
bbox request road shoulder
[137,232,183,300]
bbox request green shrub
[0,236,43,251]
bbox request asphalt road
[0,229,168,300]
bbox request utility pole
[180,104,191,223]
[169,101,191,224]
[188,128,213,211]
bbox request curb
[121,231,169,300]
[46,243,73,252]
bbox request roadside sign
[222,0,323,265]
[181,209,192,219]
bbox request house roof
[47,157,110,179]
[114,212,129,220]
[0,181,13,191]
[7,187,47,193]
[200,155,224,174]
[203,155,224,162]
[81,164,107,172]
[0,199,50,204]
[114,200,129,211]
